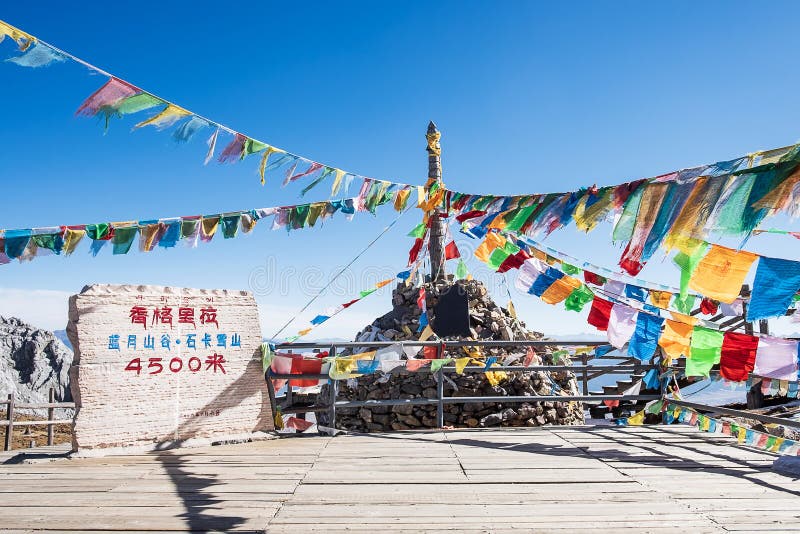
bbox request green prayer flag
[181,218,200,239]
[112,93,163,115]
[673,293,696,314]
[456,259,468,279]
[564,285,594,312]
[686,326,723,378]
[488,248,511,270]
[646,400,663,415]
[301,167,335,197]
[561,263,581,275]
[32,233,61,254]
[612,186,645,242]
[430,358,453,373]
[673,242,709,298]
[85,223,110,241]
[359,287,377,298]
[221,214,241,239]
[505,205,537,232]
[112,226,138,255]
[242,138,268,157]
[408,223,427,238]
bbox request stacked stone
[319,278,585,431]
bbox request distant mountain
[545,333,606,342]
[53,329,72,350]
[264,337,351,345]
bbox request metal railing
[268,340,661,430]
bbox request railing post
[436,342,445,428]
[328,346,337,433]
[581,354,589,395]
[4,393,14,451]
[48,388,55,447]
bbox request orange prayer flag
[688,245,758,303]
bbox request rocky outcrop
[320,277,584,431]
[0,316,73,413]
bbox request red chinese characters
[129,306,148,329]
[178,307,196,327]
[151,306,173,328]
[199,307,219,328]
[124,354,222,375]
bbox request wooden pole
[48,388,55,447]
[426,121,446,281]
[4,393,14,451]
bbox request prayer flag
[587,297,613,331]
[608,304,639,349]
[135,104,190,130]
[628,313,664,361]
[444,240,460,260]
[76,78,139,117]
[564,284,594,312]
[541,275,581,305]
[686,326,724,377]
[719,332,758,382]
[747,257,800,321]
[754,336,799,381]
[688,245,758,303]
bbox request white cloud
[0,288,73,331]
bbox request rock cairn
[319,278,584,431]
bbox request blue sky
[2,2,800,338]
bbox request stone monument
[67,284,272,451]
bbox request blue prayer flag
[747,257,800,321]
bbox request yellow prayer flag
[419,325,435,342]
[487,209,514,230]
[375,278,394,289]
[485,368,508,386]
[658,319,693,362]
[771,437,784,452]
[393,188,410,211]
[670,311,698,326]
[455,357,471,375]
[201,217,220,240]
[416,186,426,206]
[688,245,758,303]
[62,228,85,256]
[650,290,672,309]
[135,104,191,130]
[297,328,312,337]
[259,146,284,185]
[540,275,582,305]
[737,427,747,443]
[507,300,517,320]
[0,20,34,50]
[329,357,356,379]
[140,224,161,252]
[331,169,346,196]
[627,410,645,426]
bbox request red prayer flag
[719,332,758,382]
[587,297,613,331]
[584,271,604,285]
[455,210,487,223]
[289,356,323,388]
[619,241,645,276]
[408,238,424,265]
[285,417,314,431]
[76,77,140,117]
[498,249,530,273]
[444,241,460,260]
[700,298,719,315]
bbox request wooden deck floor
[0,425,798,533]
